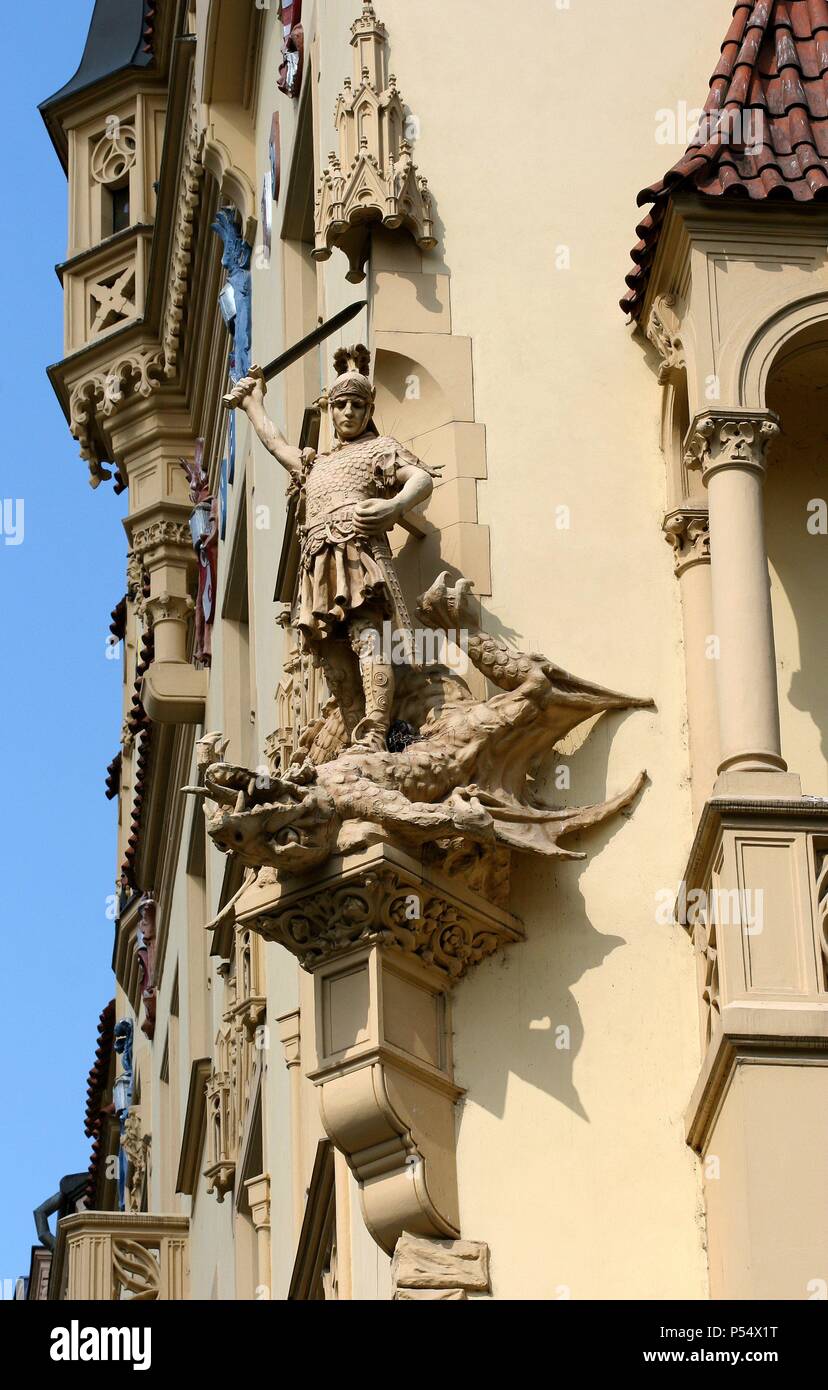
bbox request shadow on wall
[452,708,644,1124]
[765,335,828,795]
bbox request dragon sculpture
[187,574,650,906]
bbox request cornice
[55,223,154,282]
[684,795,828,893]
[639,193,828,335]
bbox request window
[110,184,130,234]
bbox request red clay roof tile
[622,0,828,318]
[82,1000,115,1206]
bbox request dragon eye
[275,827,301,846]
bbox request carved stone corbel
[235,842,523,1254]
[646,293,685,385]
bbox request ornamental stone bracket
[314,2,436,283]
[234,841,523,1253]
[646,293,686,386]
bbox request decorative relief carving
[204,925,266,1201]
[646,293,685,385]
[111,1239,160,1300]
[269,608,328,775]
[313,3,436,282]
[91,125,137,185]
[684,411,780,482]
[69,348,165,486]
[690,910,720,1049]
[816,848,828,981]
[662,507,711,576]
[162,99,204,381]
[88,263,137,337]
[252,865,521,982]
[130,521,193,556]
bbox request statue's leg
[349,607,394,753]
[312,636,364,741]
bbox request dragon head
[200,760,340,873]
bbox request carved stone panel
[236,842,524,984]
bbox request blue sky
[0,0,126,1286]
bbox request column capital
[127,516,194,562]
[276,1010,301,1069]
[244,1174,271,1231]
[663,506,710,576]
[684,409,780,484]
[144,591,195,626]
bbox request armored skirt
[297,527,392,641]
[293,433,427,646]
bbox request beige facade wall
[704,1059,828,1300]
[47,0,828,1302]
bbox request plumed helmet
[328,343,375,404]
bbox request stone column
[127,506,208,724]
[245,1175,272,1300]
[663,506,717,819]
[276,1010,304,1239]
[685,410,798,794]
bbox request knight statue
[224,344,438,753]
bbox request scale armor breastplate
[302,438,391,528]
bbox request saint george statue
[225,345,438,752]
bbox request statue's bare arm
[354,462,434,536]
[224,367,303,479]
